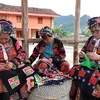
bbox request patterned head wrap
[0,19,15,35]
[39,26,54,37]
[87,17,100,30]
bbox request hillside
[54,14,90,32]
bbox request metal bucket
[28,79,72,100]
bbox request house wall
[0,11,55,38]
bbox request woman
[69,17,100,100]
[26,26,70,77]
[0,19,35,100]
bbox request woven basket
[28,79,72,100]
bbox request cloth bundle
[80,54,98,70]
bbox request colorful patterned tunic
[69,36,100,99]
[0,36,27,98]
[28,38,70,74]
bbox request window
[16,31,22,38]
[31,29,35,38]
[0,15,7,20]
[38,18,43,24]
[16,16,22,23]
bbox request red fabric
[78,70,86,77]
[70,69,75,76]
[89,76,98,85]
[94,70,100,77]
[75,65,81,69]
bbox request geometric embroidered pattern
[69,65,100,95]
[8,75,20,89]
[22,66,34,76]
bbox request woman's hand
[0,63,7,71]
[41,57,53,63]
[0,63,6,71]
[48,58,53,63]
[87,52,100,61]
[25,60,31,64]
[6,62,14,69]
[79,51,85,58]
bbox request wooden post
[73,0,81,65]
[21,0,28,58]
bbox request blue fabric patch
[44,42,54,58]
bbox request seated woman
[69,17,100,100]
[0,19,35,100]
[26,26,70,78]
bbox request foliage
[54,26,74,38]
[54,14,90,33]
[80,27,92,37]
[84,29,92,37]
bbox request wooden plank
[60,38,86,44]
[18,38,86,44]
[27,38,86,44]
[28,38,42,43]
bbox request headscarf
[39,26,54,37]
[87,17,100,30]
[0,19,15,35]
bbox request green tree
[84,29,92,37]
[54,26,73,38]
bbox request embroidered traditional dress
[0,36,34,99]
[28,38,70,75]
[69,36,100,100]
